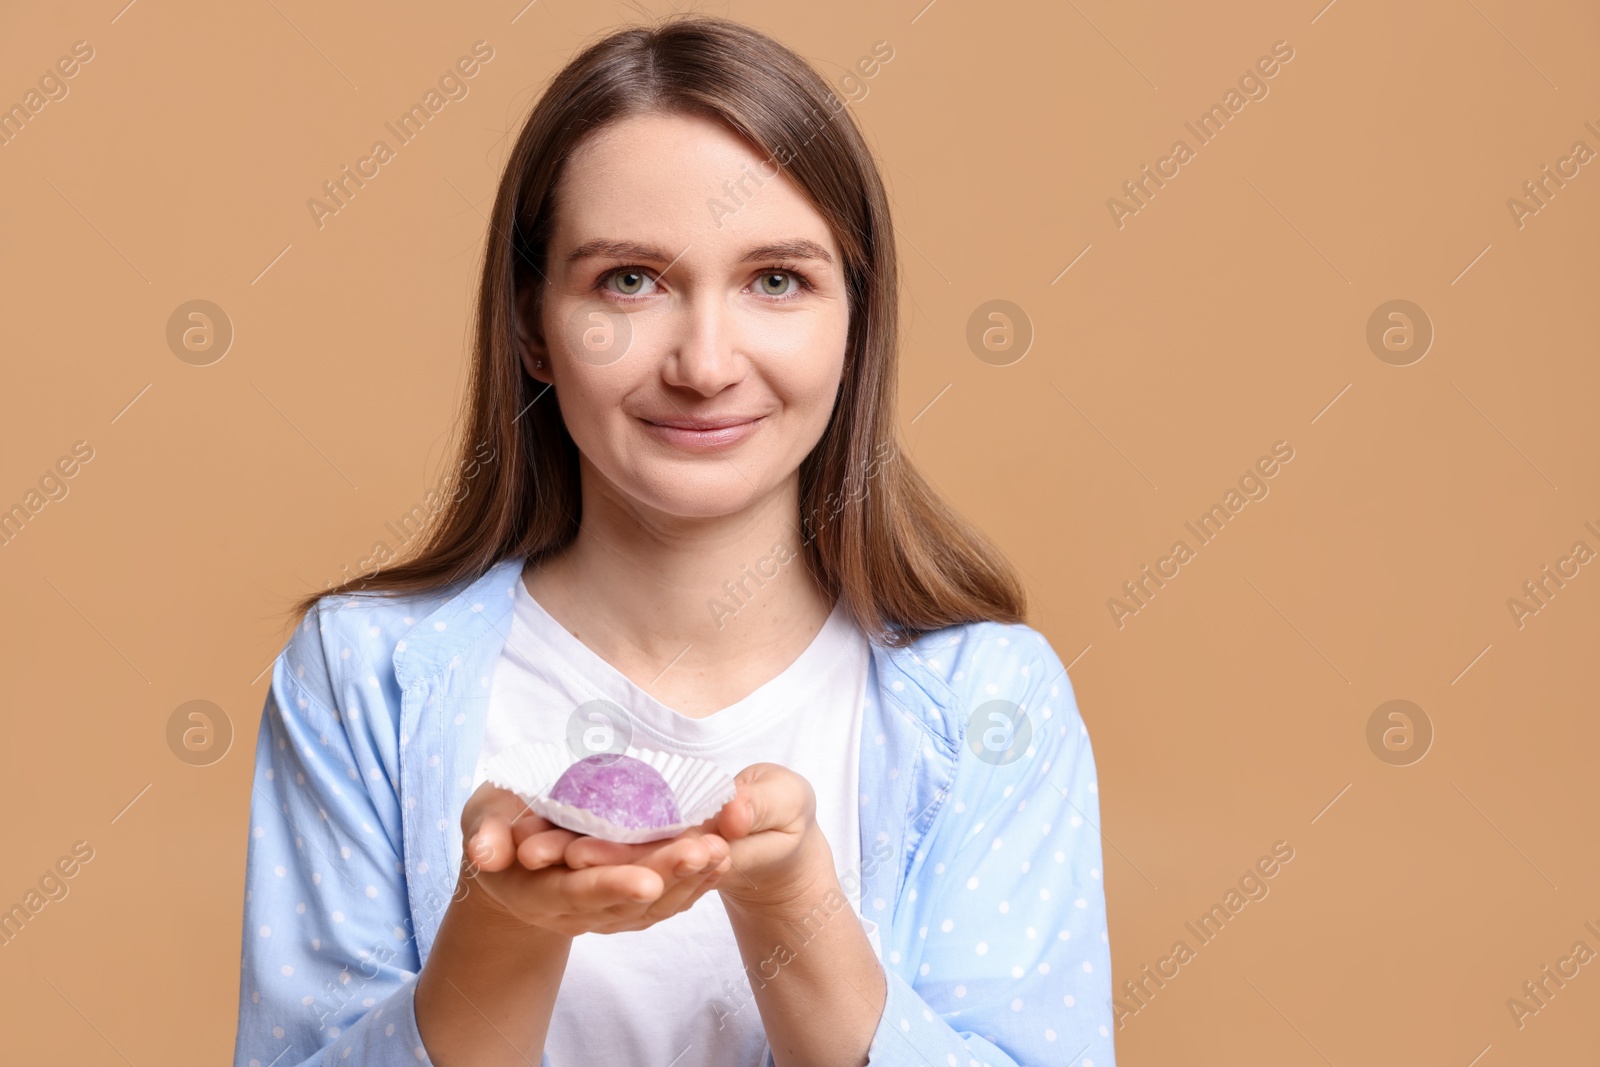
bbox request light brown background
[1,0,1596,1062]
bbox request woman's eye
[756,271,797,297]
[606,269,652,296]
[601,268,803,300]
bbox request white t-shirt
[470,578,871,1067]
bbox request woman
[234,15,1114,1067]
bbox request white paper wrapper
[482,741,739,844]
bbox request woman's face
[520,110,851,522]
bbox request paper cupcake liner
[483,740,739,844]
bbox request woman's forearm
[720,836,888,1067]
[413,879,573,1067]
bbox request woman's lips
[639,416,764,451]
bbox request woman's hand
[457,782,733,937]
[561,762,833,917]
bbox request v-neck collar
[506,574,860,748]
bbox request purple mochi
[549,754,682,830]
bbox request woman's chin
[627,479,764,522]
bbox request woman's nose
[661,295,745,396]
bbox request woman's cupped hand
[562,762,830,918]
[456,762,829,936]
[456,782,733,937]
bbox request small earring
[535,359,543,369]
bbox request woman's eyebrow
[564,238,833,266]
[566,239,672,265]
[738,239,833,266]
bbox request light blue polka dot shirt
[233,555,1116,1066]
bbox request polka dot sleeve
[863,628,1116,1067]
[233,614,448,1067]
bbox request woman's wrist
[719,823,839,924]
[717,825,887,1067]
[414,872,573,1067]
[454,872,573,942]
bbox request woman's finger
[713,787,756,841]
[565,831,719,874]
[562,836,651,870]
[488,861,659,929]
[515,826,579,870]
[556,862,665,910]
[714,764,812,841]
[645,855,729,920]
[461,784,538,872]
[627,873,710,927]
[509,808,558,845]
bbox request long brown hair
[288,14,1026,647]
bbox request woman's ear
[514,285,552,384]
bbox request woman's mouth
[639,415,765,451]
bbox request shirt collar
[391,555,524,692]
